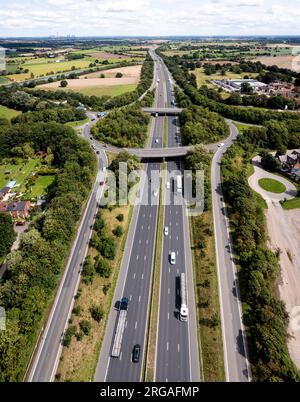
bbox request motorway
[155,56,200,382]
[94,50,167,381]
[26,116,108,382]
[211,119,251,382]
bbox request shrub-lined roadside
[186,146,225,381]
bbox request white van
[170,251,176,265]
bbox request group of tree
[179,105,229,145]
[226,92,297,110]
[92,105,150,148]
[0,214,16,258]
[12,107,86,125]
[0,120,97,381]
[221,141,300,382]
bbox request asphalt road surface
[211,120,251,382]
[97,53,167,382]
[155,55,200,382]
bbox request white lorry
[176,175,182,194]
[180,273,188,322]
[111,297,129,358]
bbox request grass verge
[190,206,225,381]
[56,204,133,381]
[163,117,168,148]
[258,178,286,193]
[281,196,300,210]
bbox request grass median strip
[258,178,286,193]
[144,163,166,381]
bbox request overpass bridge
[142,107,183,116]
[97,143,217,159]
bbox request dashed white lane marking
[133,273,136,279]
[146,239,149,245]
[177,269,179,275]
[169,268,170,273]
[168,288,170,295]
[168,312,170,320]
[148,225,150,230]
[167,342,169,351]
[142,274,144,280]
[135,321,138,329]
[130,295,132,301]
[125,320,128,328]
[139,239,141,244]
[178,344,180,353]
[176,236,179,241]
[120,352,123,361]
[141,225,144,230]
[136,255,139,260]
[138,295,141,303]
[176,222,179,226]
[144,255,147,261]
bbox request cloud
[0,0,299,36]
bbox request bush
[113,225,124,237]
[60,80,68,88]
[72,305,81,316]
[96,257,112,278]
[82,255,95,283]
[79,320,92,336]
[116,213,124,222]
[63,325,77,347]
[90,305,104,322]
[116,72,123,78]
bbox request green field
[30,175,56,197]
[0,76,10,84]
[65,118,89,127]
[258,178,286,193]
[66,84,137,97]
[282,196,300,210]
[0,105,21,120]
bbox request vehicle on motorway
[111,297,129,358]
[103,166,106,172]
[157,78,160,83]
[155,138,159,143]
[170,251,176,265]
[153,190,158,197]
[166,181,170,189]
[218,143,225,147]
[99,181,105,186]
[96,150,100,155]
[176,175,182,194]
[164,227,169,236]
[132,344,141,363]
[155,113,158,117]
[180,273,188,322]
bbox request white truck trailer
[176,175,182,194]
[111,297,129,358]
[180,273,188,322]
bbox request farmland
[37,65,142,97]
[253,55,299,71]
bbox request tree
[115,72,123,78]
[95,257,112,278]
[0,214,16,258]
[116,214,124,222]
[241,82,254,94]
[113,225,124,237]
[63,325,77,347]
[90,305,104,322]
[79,320,91,336]
[60,80,68,88]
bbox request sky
[0,0,299,37]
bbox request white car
[166,181,170,189]
[218,143,225,147]
[155,139,159,144]
[153,190,158,197]
[170,251,176,265]
[164,227,169,236]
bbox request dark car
[132,344,141,363]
